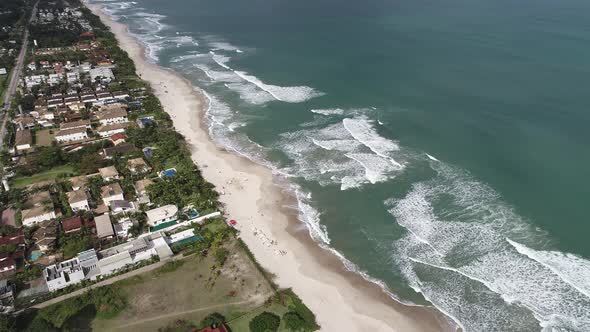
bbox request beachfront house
[97,123,130,137]
[98,232,173,276]
[44,257,85,291]
[146,205,178,228]
[127,158,151,174]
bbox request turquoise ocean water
[90,0,590,330]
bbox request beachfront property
[127,157,151,174]
[97,122,130,137]
[101,183,124,206]
[67,189,90,212]
[98,232,173,276]
[89,67,114,83]
[98,166,119,181]
[146,205,178,228]
[43,257,86,291]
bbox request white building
[89,67,115,83]
[22,206,57,227]
[43,257,85,291]
[55,127,88,143]
[110,200,135,215]
[66,72,79,84]
[97,107,128,126]
[47,73,63,85]
[98,232,172,276]
[97,123,129,138]
[67,190,90,212]
[24,75,45,88]
[101,183,124,207]
[146,205,178,227]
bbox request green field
[11,165,76,188]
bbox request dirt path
[113,298,263,329]
[32,259,170,309]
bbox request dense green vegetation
[249,311,281,332]
[16,285,126,330]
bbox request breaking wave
[387,160,590,331]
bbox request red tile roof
[197,324,229,332]
[62,216,83,233]
[0,230,25,246]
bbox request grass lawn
[35,129,55,147]
[11,165,75,188]
[91,240,276,332]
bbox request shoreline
[87,3,456,331]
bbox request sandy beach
[87,4,456,331]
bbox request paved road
[0,1,38,148]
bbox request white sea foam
[209,41,244,53]
[209,51,231,69]
[234,71,324,103]
[277,117,406,190]
[224,82,275,105]
[310,108,345,116]
[388,161,590,331]
[507,239,590,299]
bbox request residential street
[0,1,37,148]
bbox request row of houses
[43,231,173,291]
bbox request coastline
[86,3,456,331]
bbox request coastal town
[0,0,319,331]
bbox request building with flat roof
[146,205,178,227]
[43,257,85,291]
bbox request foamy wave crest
[210,51,231,69]
[310,108,345,116]
[507,239,590,299]
[209,41,244,53]
[276,116,406,190]
[234,71,324,103]
[387,161,590,331]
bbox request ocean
[89,0,590,330]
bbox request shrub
[199,312,225,328]
[249,311,280,332]
[214,248,229,266]
[283,311,307,331]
